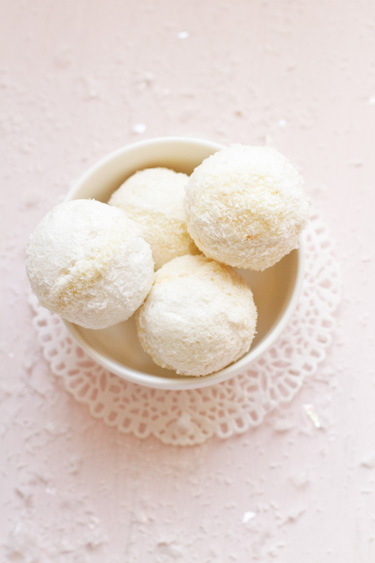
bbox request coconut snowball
[136,255,257,376]
[184,145,309,271]
[108,167,198,269]
[26,199,154,329]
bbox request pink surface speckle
[1,0,375,561]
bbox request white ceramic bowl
[65,137,304,390]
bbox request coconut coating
[184,145,309,271]
[108,167,198,269]
[26,199,154,329]
[136,255,257,376]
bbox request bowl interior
[65,137,303,390]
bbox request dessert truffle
[184,145,309,271]
[136,255,257,376]
[108,167,198,269]
[26,199,154,329]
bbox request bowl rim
[66,135,226,201]
[64,136,305,390]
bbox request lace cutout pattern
[30,210,341,446]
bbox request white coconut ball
[108,167,198,269]
[136,255,257,376]
[26,199,154,329]
[184,145,309,271]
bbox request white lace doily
[30,210,341,446]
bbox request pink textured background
[1,0,374,561]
